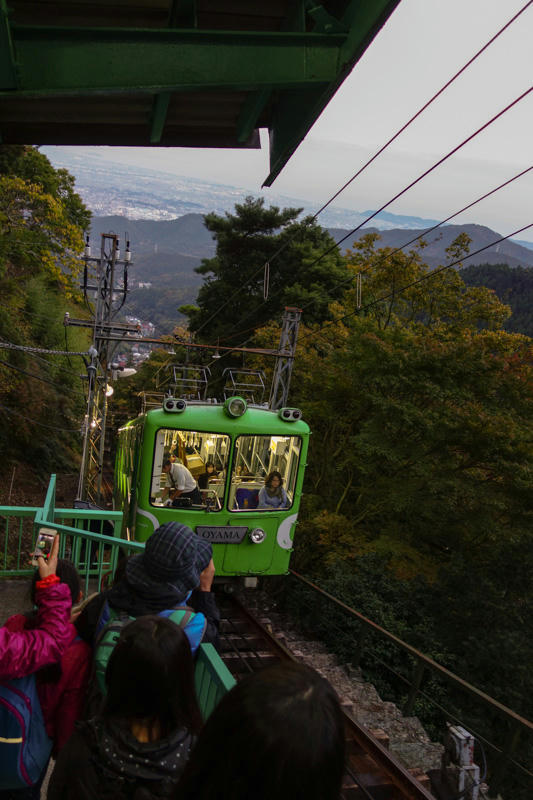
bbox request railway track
[218,592,436,800]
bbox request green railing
[289,570,533,799]
[195,642,236,719]
[0,474,144,595]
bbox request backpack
[93,601,205,695]
[0,674,52,789]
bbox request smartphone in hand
[31,527,58,566]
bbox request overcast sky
[46,0,533,241]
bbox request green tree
[181,197,350,344]
[461,262,533,337]
[0,146,91,476]
[258,235,533,797]
[263,234,532,569]
[0,145,90,231]
[343,233,510,332]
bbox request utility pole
[67,232,136,504]
[269,307,302,409]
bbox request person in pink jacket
[3,559,91,755]
[0,533,72,679]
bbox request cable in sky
[299,85,533,274]
[246,2,533,275]
[296,164,533,315]
[299,222,533,342]
[310,0,533,219]
[220,163,533,340]
[193,84,532,342]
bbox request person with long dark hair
[48,616,203,800]
[197,462,217,491]
[175,662,346,800]
[257,470,287,509]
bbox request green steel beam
[40,473,56,524]
[168,0,197,28]
[3,26,346,95]
[150,91,171,143]
[235,2,309,153]
[150,2,197,145]
[304,1,348,33]
[339,0,401,66]
[264,0,400,185]
[236,87,271,143]
[0,0,17,90]
[265,86,326,187]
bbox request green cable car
[114,396,310,578]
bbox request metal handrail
[0,474,143,595]
[289,569,532,794]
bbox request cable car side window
[150,428,230,510]
[230,435,302,511]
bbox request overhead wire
[280,86,533,279]
[221,162,533,341]
[297,222,533,345]
[0,341,89,357]
[204,86,533,345]
[294,164,533,317]
[191,2,532,338]
[24,346,86,381]
[179,168,533,362]
[307,0,533,221]
[0,357,87,398]
[0,402,81,434]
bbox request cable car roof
[0,0,400,185]
[120,402,310,436]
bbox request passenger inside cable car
[150,429,301,512]
[257,471,287,509]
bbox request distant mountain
[92,213,533,335]
[512,239,533,252]
[91,214,216,259]
[327,224,533,270]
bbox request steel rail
[219,592,436,800]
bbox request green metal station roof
[0,0,400,185]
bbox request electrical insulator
[84,235,91,258]
[125,241,131,262]
[115,239,120,259]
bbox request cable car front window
[150,428,230,510]
[230,434,302,511]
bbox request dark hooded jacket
[75,579,219,650]
[48,718,195,800]
[75,522,220,650]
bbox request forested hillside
[3,176,531,794]
[91,211,533,335]
[137,205,531,793]
[461,262,533,337]
[0,146,91,481]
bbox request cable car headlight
[278,407,302,422]
[249,527,266,544]
[224,396,247,418]
[163,397,187,413]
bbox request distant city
[42,146,444,232]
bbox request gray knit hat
[126,521,212,598]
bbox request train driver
[162,459,202,505]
